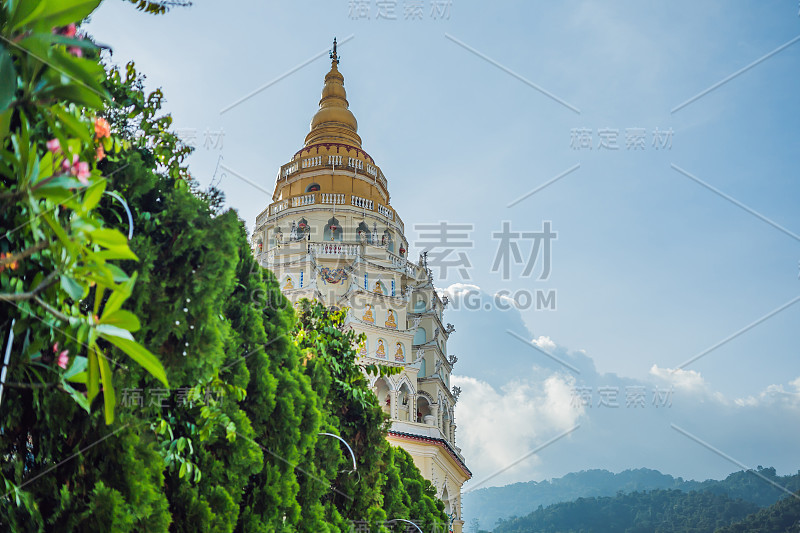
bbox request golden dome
[304,41,362,148]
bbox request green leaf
[87,347,99,403]
[88,227,128,249]
[62,381,90,413]
[96,324,134,340]
[94,248,139,261]
[81,179,106,211]
[99,309,140,332]
[0,108,12,143]
[52,105,93,144]
[48,34,100,51]
[102,272,136,316]
[47,48,109,97]
[179,461,187,479]
[32,174,88,196]
[33,0,103,30]
[42,212,77,254]
[96,348,115,424]
[105,263,130,283]
[9,0,47,30]
[102,335,169,387]
[40,83,106,109]
[60,275,84,300]
[64,354,88,380]
[0,46,16,112]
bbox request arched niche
[413,326,427,345]
[323,217,342,242]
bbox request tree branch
[0,240,53,267]
[0,270,59,302]
[33,295,71,322]
[3,382,60,390]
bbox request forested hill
[491,489,759,533]
[717,490,800,532]
[465,467,800,530]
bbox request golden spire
[304,38,362,148]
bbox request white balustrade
[281,162,298,178]
[308,242,360,257]
[301,156,322,169]
[377,204,393,220]
[291,193,315,207]
[351,195,373,210]
[321,193,345,205]
[270,199,288,215]
[328,155,342,167]
[348,157,364,170]
[366,164,377,177]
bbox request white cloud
[649,364,707,393]
[734,378,800,408]
[438,283,481,300]
[531,335,557,352]
[452,373,582,487]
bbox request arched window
[414,296,426,313]
[323,217,342,242]
[375,378,391,416]
[419,357,426,378]
[441,486,452,514]
[413,326,426,345]
[417,395,432,424]
[305,183,320,192]
[356,221,371,243]
[297,218,310,239]
[398,382,412,421]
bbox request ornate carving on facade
[452,386,462,402]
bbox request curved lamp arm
[104,191,134,240]
[318,432,357,473]
[385,519,423,533]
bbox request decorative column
[390,390,399,419]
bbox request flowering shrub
[0,0,168,425]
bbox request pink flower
[62,154,78,173]
[68,46,82,58]
[74,162,90,185]
[63,24,77,38]
[57,349,69,369]
[46,139,60,153]
[52,342,59,354]
[95,145,105,162]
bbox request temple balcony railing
[351,195,373,210]
[261,192,404,232]
[308,242,360,257]
[277,155,389,192]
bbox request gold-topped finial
[305,39,361,147]
[330,37,339,64]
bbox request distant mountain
[491,489,759,533]
[717,490,800,532]
[464,466,800,530]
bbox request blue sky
[88,0,800,490]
